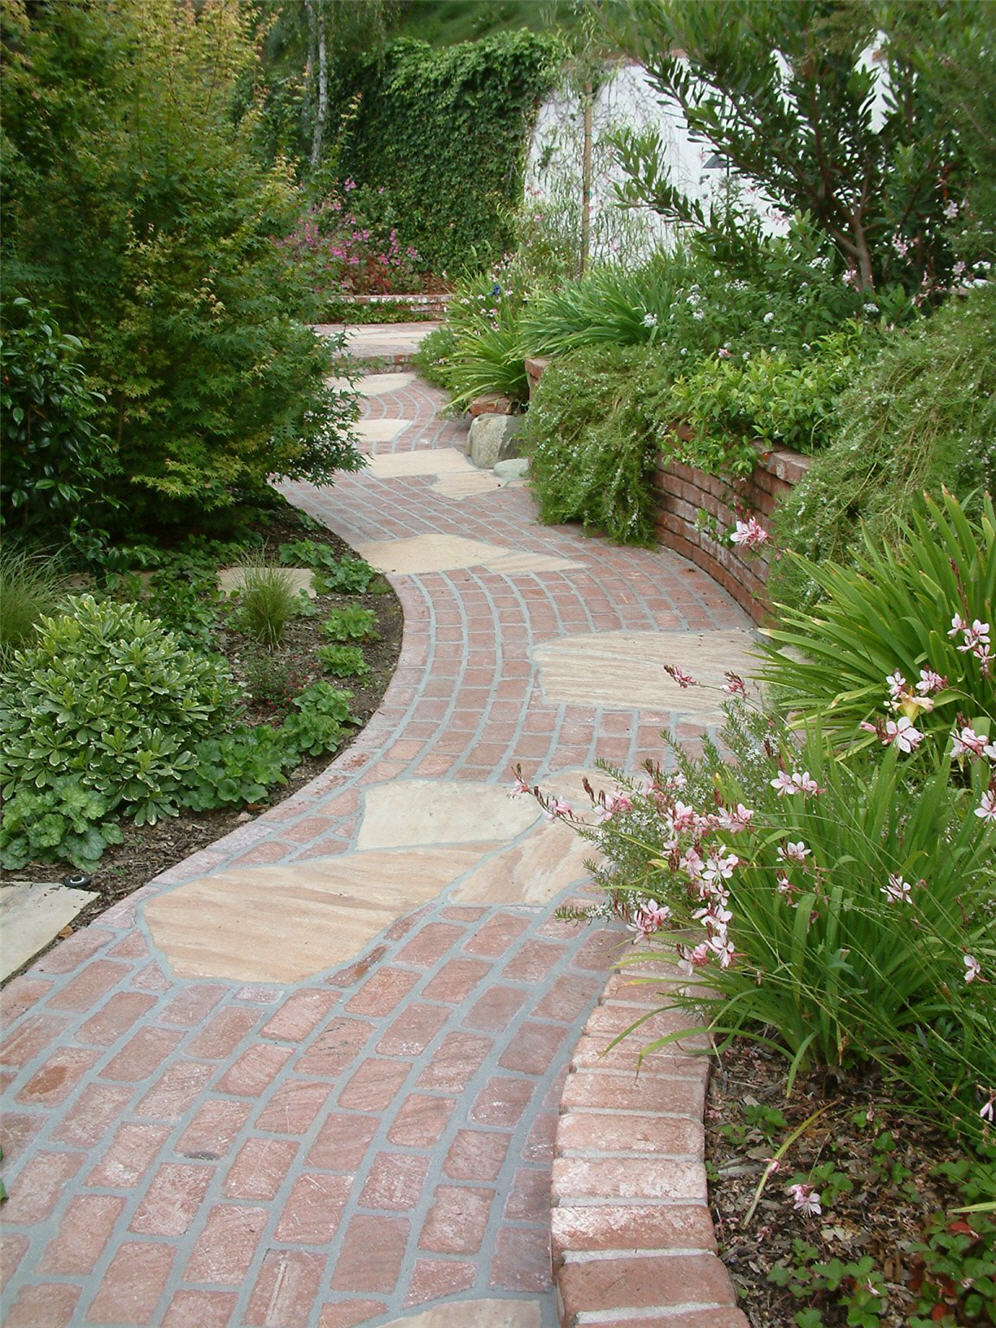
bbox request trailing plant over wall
[334,30,565,273]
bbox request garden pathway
[0,337,755,1328]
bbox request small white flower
[763,311,775,324]
[642,312,658,328]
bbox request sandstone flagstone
[356,532,583,577]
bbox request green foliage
[761,490,995,748]
[438,280,528,411]
[0,778,123,873]
[320,606,377,642]
[278,539,376,592]
[769,283,996,609]
[1,0,363,535]
[334,30,565,273]
[524,342,661,544]
[279,681,355,757]
[182,725,291,813]
[242,653,309,712]
[411,324,458,388]
[0,297,117,549]
[608,0,972,292]
[0,595,238,859]
[231,563,302,647]
[0,545,69,665]
[316,643,369,678]
[908,1205,996,1327]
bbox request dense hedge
[336,31,565,274]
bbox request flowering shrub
[276,183,421,313]
[520,693,995,1143]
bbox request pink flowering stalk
[730,516,769,552]
[787,1182,822,1216]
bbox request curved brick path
[0,363,753,1328]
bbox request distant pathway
[0,367,754,1328]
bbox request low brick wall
[654,446,811,624]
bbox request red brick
[254,1080,331,1134]
[134,1060,213,1120]
[294,1016,372,1074]
[77,992,159,1045]
[129,1162,214,1235]
[176,1099,251,1159]
[0,1108,45,1162]
[419,1183,493,1254]
[338,1057,409,1112]
[504,1166,549,1222]
[156,983,226,1028]
[557,1250,737,1313]
[2,1149,84,1223]
[246,1250,325,1327]
[1,974,54,1024]
[45,959,129,1010]
[317,1300,388,1328]
[161,1290,239,1328]
[443,1128,510,1181]
[551,1202,716,1258]
[86,1123,170,1188]
[261,988,340,1041]
[330,1214,409,1293]
[522,1109,558,1164]
[216,1043,293,1096]
[463,913,530,956]
[490,1224,551,1292]
[470,1074,534,1127]
[224,1137,299,1200]
[396,921,463,965]
[376,1002,448,1058]
[414,1031,490,1091]
[421,957,490,1002]
[274,1172,351,1242]
[86,1240,175,1323]
[502,938,568,981]
[464,983,527,1032]
[404,1257,477,1306]
[17,1046,101,1104]
[359,1151,430,1209]
[38,1194,125,1273]
[187,1006,259,1058]
[3,1282,81,1328]
[557,1109,703,1157]
[387,1093,456,1146]
[306,1111,378,1171]
[345,965,420,1016]
[185,1204,268,1283]
[99,1026,183,1082]
[1,1231,28,1281]
[1,1013,73,1066]
[498,1019,566,1076]
[552,1156,707,1204]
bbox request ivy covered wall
[337,30,565,274]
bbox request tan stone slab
[1,882,97,981]
[357,780,540,851]
[143,847,489,983]
[365,448,471,478]
[355,533,583,577]
[533,629,757,718]
[355,417,409,444]
[217,566,316,598]
[452,817,594,905]
[356,372,416,395]
[380,1302,540,1328]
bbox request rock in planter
[494,457,529,482]
[468,413,525,469]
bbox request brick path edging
[551,957,750,1328]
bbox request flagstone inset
[356,417,410,445]
[1,881,97,981]
[533,629,757,721]
[356,533,583,577]
[365,447,500,500]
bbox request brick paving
[0,344,753,1328]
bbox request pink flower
[664,663,697,688]
[777,840,811,864]
[882,873,913,904]
[917,668,946,695]
[965,954,982,983]
[884,716,924,753]
[980,1089,995,1124]
[717,802,754,834]
[953,725,989,758]
[730,517,769,551]
[510,773,531,798]
[544,796,573,821]
[723,672,747,697]
[787,1183,822,1215]
[975,788,996,823]
[628,899,672,937]
[770,770,822,797]
[886,670,907,702]
[949,613,967,637]
[702,852,740,885]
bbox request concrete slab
[357,780,540,851]
[355,372,417,395]
[380,1303,541,1328]
[365,448,500,500]
[355,533,583,577]
[143,847,495,982]
[533,628,757,719]
[1,881,96,981]
[355,417,409,445]
[217,566,317,598]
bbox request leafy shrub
[231,563,301,646]
[0,296,117,550]
[243,653,308,711]
[280,681,355,757]
[441,290,528,411]
[524,343,660,544]
[316,643,369,678]
[0,777,123,872]
[768,283,996,609]
[320,606,377,642]
[0,545,69,664]
[411,324,458,388]
[0,595,238,862]
[182,725,291,813]
[312,557,377,595]
[761,490,995,749]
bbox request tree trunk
[580,81,593,276]
[307,0,328,171]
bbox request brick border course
[552,957,749,1328]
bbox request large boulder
[468,413,525,469]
